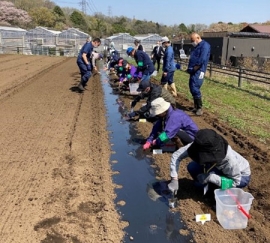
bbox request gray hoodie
[170,144,251,187]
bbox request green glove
[221,176,233,190]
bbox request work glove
[199,71,205,79]
[197,173,209,185]
[197,173,221,186]
[86,64,91,71]
[128,111,137,118]
[143,141,151,150]
[168,179,179,192]
[144,111,150,118]
[131,100,137,108]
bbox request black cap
[137,80,150,92]
[187,129,228,165]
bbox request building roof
[229,32,270,38]
[240,24,270,34]
[31,26,61,35]
[106,33,134,40]
[60,28,88,37]
[0,26,26,32]
[134,33,161,40]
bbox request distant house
[172,25,270,66]
[240,24,270,34]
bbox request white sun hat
[149,97,170,116]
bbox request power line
[89,0,98,12]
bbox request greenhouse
[0,26,27,54]
[58,28,89,47]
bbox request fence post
[209,62,213,78]
[238,66,243,87]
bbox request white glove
[199,71,205,79]
[168,179,179,192]
[197,173,221,186]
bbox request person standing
[76,37,101,91]
[161,36,177,97]
[134,39,144,51]
[151,41,164,72]
[126,46,155,85]
[187,33,210,116]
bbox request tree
[29,7,56,27]
[53,5,65,24]
[0,1,31,26]
[53,6,65,18]
[178,23,188,33]
[70,10,86,27]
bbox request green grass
[161,69,270,144]
[125,59,270,143]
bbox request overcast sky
[54,0,270,26]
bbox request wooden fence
[179,61,270,87]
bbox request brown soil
[0,55,125,242]
[112,74,270,243]
[0,54,269,243]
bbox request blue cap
[126,47,134,56]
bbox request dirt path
[0,55,124,243]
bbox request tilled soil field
[0,54,269,243]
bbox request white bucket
[214,188,254,229]
[129,83,140,95]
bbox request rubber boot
[195,98,203,116]
[192,98,197,113]
[78,78,85,91]
[170,83,177,97]
[162,83,168,90]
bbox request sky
[53,0,270,26]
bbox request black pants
[152,57,161,72]
[171,130,194,149]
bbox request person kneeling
[143,97,198,150]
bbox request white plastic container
[129,83,140,95]
[214,188,254,229]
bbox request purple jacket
[147,106,198,144]
[119,65,143,82]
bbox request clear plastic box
[129,83,140,95]
[214,188,254,229]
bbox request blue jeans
[77,61,92,84]
[189,71,204,98]
[187,161,250,188]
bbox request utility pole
[108,6,112,17]
[79,0,87,14]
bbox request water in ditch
[101,71,194,243]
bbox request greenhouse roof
[60,28,88,36]
[0,26,26,32]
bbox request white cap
[161,36,170,43]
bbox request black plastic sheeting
[101,71,194,243]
